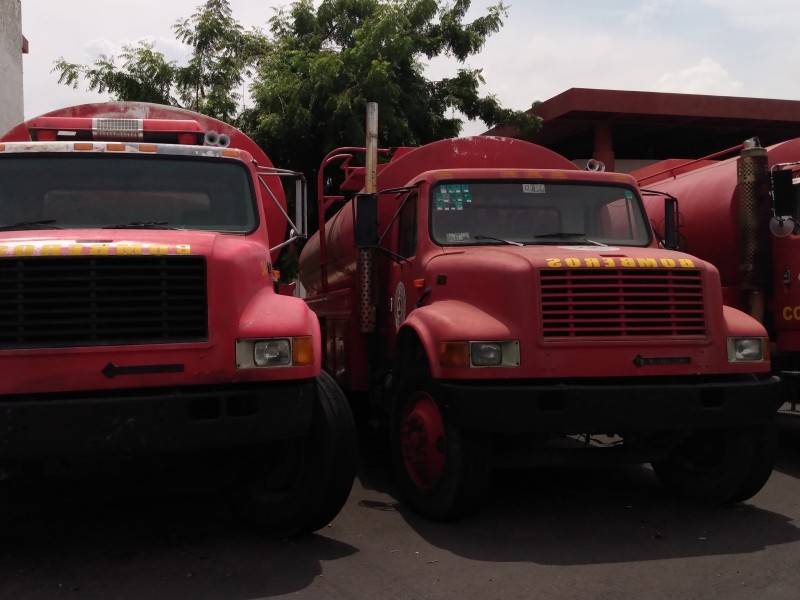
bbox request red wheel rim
[399,392,446,489]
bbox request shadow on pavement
[0,475,357,600]
[355,448,800,567]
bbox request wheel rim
[399,392,446,489]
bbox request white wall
[0,0,24,137]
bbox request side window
[397,193,418,258]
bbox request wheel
[651,425,775,506]
[390,364,491,521]
[231,371,358,537]
[728,422,777,503]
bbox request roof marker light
[26,116,205,145]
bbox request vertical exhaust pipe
[737,140,771,322]
[357,102,379,333]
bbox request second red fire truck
[299,134,779,520]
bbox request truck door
[386,191,420,353]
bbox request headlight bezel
[726,337,767,363]
[440,340,520,368]
[236,336,314,369]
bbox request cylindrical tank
[0,102,288,251]
[640,136,800,309]
[299,136,578,297]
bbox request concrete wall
[0,0,24,137]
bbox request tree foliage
[53,0,262,122]
[241,0,541,175]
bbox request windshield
[430,180,651,247]
[0,155,257,232]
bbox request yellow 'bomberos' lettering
[0,241,195,258]
[116,243,142,256]
[544,256,698,269]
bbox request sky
[18,0,800,137]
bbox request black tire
[231,371,358,537]
[652,425,775,506]
[390,364,491,521]
[729,422,777,503]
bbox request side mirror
[772,169,795,217]
[663,196,680,250]
[354,192,378,248]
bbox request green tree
[53,41,178,106]
[53,0,262,123]
[242,0,540,175]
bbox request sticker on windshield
[523,183,546,193]
[446,232,471,242]
[436,183,472,209]
[624,190,633,199]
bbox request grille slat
[0,256,208,349]
[540,268,706,338]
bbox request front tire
[231,372,358,537]
[652,424,776,506]
[390,365,491,521]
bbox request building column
[593,120,614,171]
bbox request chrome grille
[0,255,207,349]
[540,268,706,338]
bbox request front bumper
[439,375,780,434]
[0,380,315,459]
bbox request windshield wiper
[533,232,608,246]
[0,219,61,231]
[473,234,523,246]
[102,221,178,230]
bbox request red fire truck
[634,137,800,415]
[299,135,779,521]
[0,102,356,537]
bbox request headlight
[236,336,314,368]
[254,339,291,366]
[727,337,766,362]
[471,342,503,366]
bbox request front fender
[722,304,769,338]
[239,289,322,375]
[401,300,512,378]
